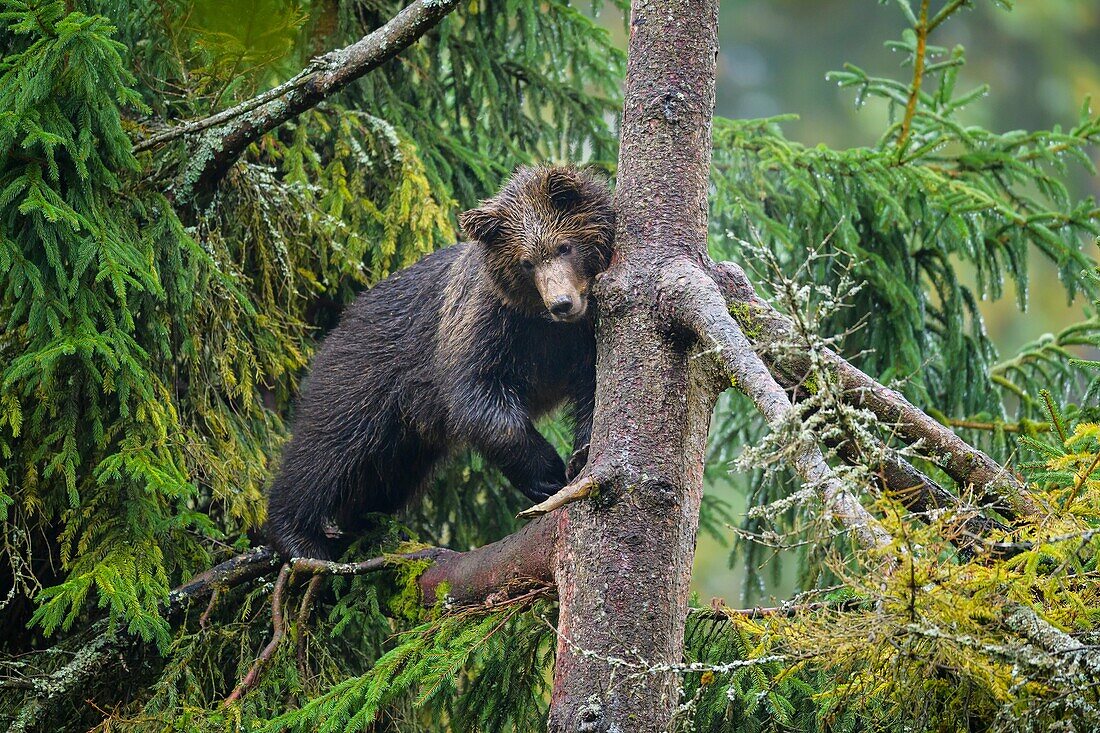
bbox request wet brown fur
[265,165,614,559]
[459,165,614,317]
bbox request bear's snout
[549,294,583,320]
[549,296,574,317]
[535,260,588,322]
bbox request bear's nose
[549,296,575,317]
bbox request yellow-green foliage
[0,0,625,729]
[709,418,1100,732]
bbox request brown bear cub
[265,165,614,559]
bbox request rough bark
[418,514,558,605]
[545,2,723,730]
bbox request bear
[265,165,615,559]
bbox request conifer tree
[1,0,1098,731]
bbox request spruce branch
[896,0,930,154]
[7,534,554,715]
[296,575,324,686]
[661,260,894,552]
[690,598,863,620]
[195,523,559,704]
[927,0,971,33]
[828,434,1010,555]
[4,628,119,733]
[167,521,557,631]
[1067,451,1100,509]
[167,546,282,614]
[1002,603,1100,681]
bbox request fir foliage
[688,406,1100,732]
[706,0,1100,600]
[709,3,1099,420]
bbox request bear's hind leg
[335,438,443,538]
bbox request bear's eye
[520,259,535,272]
[557,243,573,256]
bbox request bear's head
[459,165,614,322]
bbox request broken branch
[518,474,601,518]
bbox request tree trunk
[547,2,721,730]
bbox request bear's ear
[546,168,583,210]
[459,206,503,244]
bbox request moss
[384,542,437,622]
[431,581,454,616]
[728,301,763,339]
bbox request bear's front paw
[519,478,562,503]
[566,443,590,481]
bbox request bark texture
[546,2,722,730]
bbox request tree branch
[167,545,281,616]
[9,516,560,716]
[661,260,893,552]
[711,260,1040,520]
[144,0,461,204]
[168,522,558,619]
[223,564,291,705]
[6,627,117,733]
[896,0,930,154]
[691,598,863,620]
[250,523,555,701]
[518,469,609,519]
[418,514,559,605]
[828,434,1011,555]
[1004,603,1100,679]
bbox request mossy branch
[660,260,895,552]
[711,260,1041,521]
[146,0,462,204]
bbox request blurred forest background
[709,0,1098,352]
